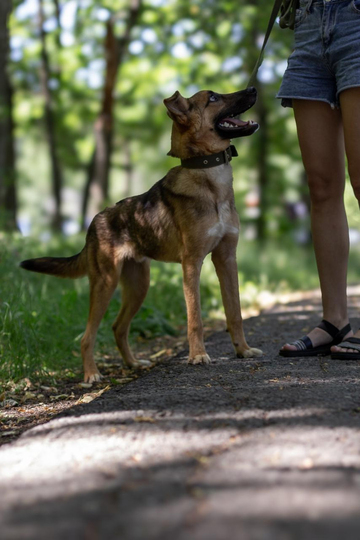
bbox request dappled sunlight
[2,406,360,490]
[1,407,360,535]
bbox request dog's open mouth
[215,90,259,138]
[216,113,259,138]
[218,115,257,130]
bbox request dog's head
[164,88,258,159]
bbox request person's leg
[281,99,352,352]
[331,87,360,353]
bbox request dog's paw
[126,359,152,369]
[239,347,263,359]
[188,353,211,365]
[137,359,152,367]
[84,371,103,383]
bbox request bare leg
[112,258,151,367]
[281,100,352,352]
[211,236,262,358]
[182,257,210,364]
[332,88,360,353]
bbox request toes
[281,344,297,351]
[85,371,102,384]
[244,347,264,358]
[137,359,152,367]
[188,354,211,365]
[239,347,263,359]
[332,346,357,354]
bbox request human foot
[279,320,352,357]
[331,329,360,357]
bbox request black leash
[247,0,298,88]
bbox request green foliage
[8,0,305,238]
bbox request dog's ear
[163,91,189,125]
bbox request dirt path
[1,294,360,540]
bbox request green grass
[1,232,360,383]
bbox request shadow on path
[1,296,360,539]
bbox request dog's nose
[247,86,257,94]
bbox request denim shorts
[277,0,360,108]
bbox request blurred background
[1,0,360,380]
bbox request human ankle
[322,315,349,329]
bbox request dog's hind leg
[112,258,151,368]
[81,265,120,383]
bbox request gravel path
[1,293,360,540]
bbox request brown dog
[21,88,263,383]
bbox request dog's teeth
[219,121,241,129]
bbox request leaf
[149,348,167,359]
[133,416,156,423]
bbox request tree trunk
[52,0,62,49]
[38,0,63,231]
[254,80,269,242]
[0,0,18,231]
[123,140,133,199]
[82,0,142,227]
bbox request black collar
[180,145,238,169]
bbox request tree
[82,0,142,227]
[0,0,17,231]
[38,0,64,231]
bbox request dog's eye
[209,94,219,102]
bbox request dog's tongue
[222,117,249,126]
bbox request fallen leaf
[77,394,96,404]
[23,392,36,401]
[150,349,167,360]
[0,430,18,437]
[134,416,156,423]
[1,399,18,408]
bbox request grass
[1,231,360,384]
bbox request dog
[20,87,263,383]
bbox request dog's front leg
[182,257,211,365]
[211,238,263,359]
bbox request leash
[247,0,296,88]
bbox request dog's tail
[20,249,87,279]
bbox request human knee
[306,171,343,205]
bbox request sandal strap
[317,320,351,344]
[341,337,360,345]
[337,323,352,341]
[290,321,352,351]
[291,335,313,351]
[317,319,341,338]
[335,339,360,353]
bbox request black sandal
[330,337,360,360]
[279,319,352,358]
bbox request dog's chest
[207,201,238,238]
[203,166,238,239]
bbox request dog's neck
[180,145,238,169]
[168,124,231,160]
